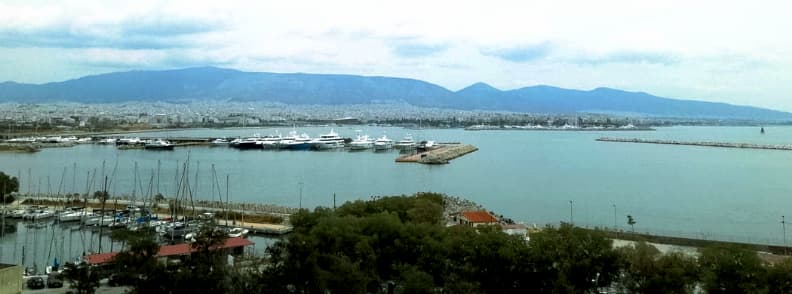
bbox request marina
[3,125,792,251]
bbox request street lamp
[783,215,787,254]
[613,204,617,230]
[298,181,303,210]
[569,200,574,225]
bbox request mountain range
[0,66,788,120]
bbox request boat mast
[225,174,229,227]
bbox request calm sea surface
[2,125,792,267]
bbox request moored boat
[394,135,416,150]
[373,135,394,151]
[349,134,374,150]
[308,129,345,150]
[144,139,175,150]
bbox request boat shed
[84,237,254,265]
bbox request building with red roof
[459,210,498,227]
[84,237,254,265]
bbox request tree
[767,258,792,293]
[699,244,767,293]
[0,171,19,203]
[617,242,699,293]
[627,215,636,233]
[62,262,101,294]
[526,223,621,293]
[111,229,166,293]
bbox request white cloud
[1,0,792,110]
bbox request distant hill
[0,67,788,120]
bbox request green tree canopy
[0,171,19,200]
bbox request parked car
[26,276,45,289]
[108,273,134,287]
[47,272,64,288]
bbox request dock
[597,137,792,151]
[396,144,478,164]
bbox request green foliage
[92,190,108,201]
[62,262,101,294]
[0,171,19,197]
[526,223,621,293]
[617,242,699,293]
[699,244,767,293]
[767,258,792,293]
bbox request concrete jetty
[396,144,478,164]
[597,137,792,151]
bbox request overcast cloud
[1,0,791,110]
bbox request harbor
[0,129,480,164]
[5,126,792,251]
[596,137,792,151]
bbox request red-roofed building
[459,210,498,227]
[84,237,254,265]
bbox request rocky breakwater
[597,137,792,151]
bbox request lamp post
[783,215,787,254]
[569,200,574,225]
[613,204,617,230]
[298,181,303,210]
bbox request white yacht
[144,139,175,150]
[373,135,394,151]
[349,134,374,150]
[308,129,345,150]
[394,135,416,150]
[211,138,230,145]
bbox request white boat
[9,208,28,219]
[57,207,86,222]
[394,135,416,150]
[232,134,264,149]
[83,215,115,226]
[211,138,230,145]
[24,209,55,220]
[349,134,374,150]
[98,138,117,145]
[144,139,175,150]
[373,135,394,151]
[308,129,345,150]
[116,137,143,145]
[259,134,282,149]
[75,137,93,144]
[227,227,250,238]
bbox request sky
[1,0,791,110]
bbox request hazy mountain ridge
[0,67,788,120]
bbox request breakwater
[597,137,792,151]
[395,144,478,164]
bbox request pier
[597,137,792,151]
[396,144,478,164]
